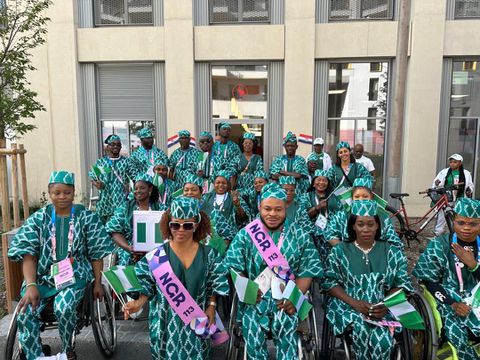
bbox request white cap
[449,153,463,162]
[313,138,324,145]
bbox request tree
[0,0,51,141]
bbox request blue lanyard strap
[452,233,480,294]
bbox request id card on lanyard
[452,233,480,295]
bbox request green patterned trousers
[351,319,394,360]
[442,309,480,360]
[17,286,85,360]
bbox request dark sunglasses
[169,221,195,231]
[455,220,480,227]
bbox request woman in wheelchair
[123,197,229,360]
[106,173,161,266]
[7,171,114,360]
[324,177,402,248]
[413,197,480,360]
[323,200,413,360]
[223,182,323,360]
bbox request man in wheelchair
[7,171,114,360]
[413,197,480,359]
[223,182,323,359]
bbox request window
[454,0,480,18]
[94,0,153,26]
[370,62,382,72]
[209,0,270,24]
[368,78,379,101]
[329,0,394,21]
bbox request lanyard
[144,148,154,165]
[215,142,227,159]
[176,150,188,168]
[107,158,124,184]
[257,193,261,209]
[214,193,228,212]
[452,233,480,295]
[160,183,168,204]
[50,206,75,262]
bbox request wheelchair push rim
[90,284,117,358]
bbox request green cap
[353,177,373,189]
[138,127,154,139]
[336,141,351,152]
[178,130,190,138]
[104,134,121,145]
[214,170,232,181]
[135,173,153,185]
[283,131,297,145]
[307,152,320,162]
[185,173,204,188]
[219,122,231,130]
[454,198,480,219]
[314,169,328,178]
[171,196,200,220]
[243,132,256,141]
[254,170,269,181]
[49,171,75,186]
[351,200,378,217]
[199,131,213,139]
[261,182,287,202]
[279,176,296,186]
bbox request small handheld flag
[230,269,259,305]
[383,289,425,330]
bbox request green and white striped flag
[171,188,183,199]
[374,193,389,217]
[282,280,312,321]
[197,151,208,170]
[230,269,259,305]
[91,165,111,179]
[333,186,352,211]
[136,221,163,244]
[383,289,425,330]
[152,173,165,193]
[103,265,142,296]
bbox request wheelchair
[408,285,480,360]
[226,292,321,360]
[4,282,117,360]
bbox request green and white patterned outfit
[88,156,139,223]
[285,199,313,234]
[156,178,175,211]
[326,163,372,188]
[212,140,241,178]
[413,234,480,360]
[169,147,201,191]
[269,155,310,194]
[223,219,323,360]
[8,204,113,360]
[323,241,413,360]
[242,189,262,219]
[105,199,162,266]
[135,243,229,359]
[236,154,264,192]
[131,145,169,175]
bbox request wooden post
[11,143,20,228]
[0,138,11,232]
[19,144,29,219]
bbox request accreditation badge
[51,258,76,291]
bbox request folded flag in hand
[333,186,352,211]
[374,193,389,217]
[171,188,183,199]
[282,280,312,321]
[383,289,425,330]
[91,165,111,179]
[103,265,142,297]
[152,173,164,189]
[207,220,227,256]
[230,269,259,305]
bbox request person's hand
[197,169,204,178]
[351,299,373,317]
[435,179,441,186]
[18,285,40,314]
[256,289,263,304]
[317,200,327,210]
[271,173,281,180]
[451,302,471,318]
[466,187,473,197]
[232,190,241,207]
[277,299,296,315]
[328,239,341,247]
[93,281,105,301]
[132,252,145,262]
[369,304,388,319]
[451,243,477,270]
[92,180,105,190]
[124,299,143,320]
[205,304,216,326]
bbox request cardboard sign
[133,210,165,252]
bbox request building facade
[9,0,480,215]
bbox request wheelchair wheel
[299,305,321,360]
[226,294,242,360]
[89,284,117,358]
[4,305,21,360]
[320,310,338,359]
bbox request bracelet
[26,282,37,289]
[208,301,217,308]
[469,263,480,272]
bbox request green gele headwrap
[185,173,204,188]
[336,141,351,152]
[199,131,213,139]
[353,177,374,189]
[261,182,287,202]
[105,134,121,145]
[214,170,231,181]
[135,173,153,185]
[314,169,328,178]
[138,127,154,139]
[351,200,378,217]
[219,122,231,130]
[307,152,320,162]
[283,131,297,145]
[279,176,296,186]
[254,170,269,181]
[454,198,480,219]
[178,130,190,138]
[49,171,75,186]
[171,196,200,220]
[243,132,256,141]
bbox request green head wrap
[49,171,75,186]
[336,141,351,152]
[261,182,287,202]
[171,196,200,220]
[279,176,296,186]
[243,132,256,141]
[135,173,153,185]
[314,169,328,178]
[214,170,232,181]
[138,127,154,139]
[178,130,191,138]
[254,170,269,181]
[105,134,121,145]
[454,198,480,219]
[351,200,378,217]
[307,152,320,162]
[199,131,213,139]
[219,122,231,130]
[353,177,374,189]
[283,131,297,145]
[185,174,204,188]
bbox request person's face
[352,188,373,201]
[353,145,364,159]
[49,184,75,211]
[314,176,329,192]
[454,214,480,242]
[254,177,268,193]
[307,160,317,173]
[169,217,197,242]
[353,216,378,242]
[282,184,296,203]
[449,159,462,171]
[214,177,229,195]
[107,140,122,156]
[314,144,323,154]
[284,142,298,156]
[179,136,190,149]
[154,165,168,178]
[183,183,202,199]
[260,198,286,229]
[141,137,154,148]
[219,127,231,138]
[199,136,213,152]
[243,139,254,153]
[338,147,351,162]
[134,181,151,202]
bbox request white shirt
[432,168,474,194]
[355,155,375,172]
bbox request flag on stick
[281,280,312,321]
[383,289,425,330]
[91,165,111,179]
[230,269,259,305]
[103,265,142,306]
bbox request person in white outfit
[353,144,376,178]
[432,153,475,235]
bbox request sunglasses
[169,221,196,231]
[455,220,480,227]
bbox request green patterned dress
[131,145,169,174]
[323,241,413,360]
[8,205,113,360]
[134,243,229,359]
[105,199,162,266]
[212,140,241,178]
[413,235,480,359]
[326,163,372,188]
[223,220,323,360]
[236,154,264,192]
[269,155,310,194]
[88,156,139,223]
[169,147,201,191]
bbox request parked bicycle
[385,183,463,247]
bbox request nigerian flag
[230,269,259,305]
[171,188,183,199]
[374,193,389,217]
[91,165,111,179]
[384,289,425,330]
[152,173,164,190]
[103,265,142,296]
[282,280,312,321]
[332,186,352,211]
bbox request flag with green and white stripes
[103,265,142,296]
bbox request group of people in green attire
[7,123,480,360]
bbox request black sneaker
[42,344,52,356]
